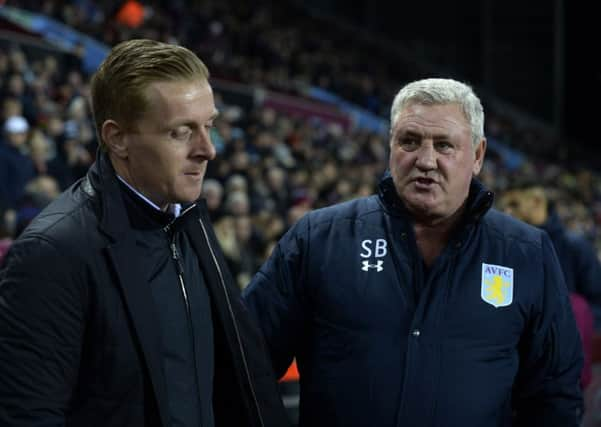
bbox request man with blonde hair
[0,39,288,427]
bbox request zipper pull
[170,241,185,276]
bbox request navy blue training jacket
[243,176,583,427]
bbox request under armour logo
[361,260,384,272]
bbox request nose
[415,142,437,171]
[192,127,216,161]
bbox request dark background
[294,0,596,145]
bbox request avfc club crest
[481,263,514,308]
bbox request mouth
[183,171,204,181]
[412,177,437,189]
[414,177,435,184]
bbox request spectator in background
[243,78,583,426]
[61,95,97,179]
[0,115,35,207]
[224,189,251,217]
[1,97,23,123]
[499,184,601,320]
[28,128,73,188]
[500,183,601,388]
[265,166,290,216]
[214,214,263,289]
[14,175,60,237]
[0,204,13,265]
[201,177,225,221]
[0,39,289,427]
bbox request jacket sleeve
[242,218,309,378]
[0,236,86,426]
[513,233,584,427]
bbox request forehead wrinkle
[398,113,467,129]
[394,119,472,145]
[394,103,470,132]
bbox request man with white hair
[244,78,583,426]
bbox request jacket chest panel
[307,223,413,332]
[438,242,530,350]
[79,267,146,399]
[413,244,531,422]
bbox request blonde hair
[90,39,209,149]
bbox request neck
[110,154,168,211]
[530,206,548,226]
[413,204,466,267]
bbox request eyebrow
[397,129,451,140]
[169,110,220,129]
[401,130,421,138]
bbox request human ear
[101,120,128,159]
[472,138,487,175]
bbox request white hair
[390,78,484,147]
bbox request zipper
[170,238,190,312]
[429,248,459,425]
[198,217,265,427]
[396,241,423,425]
[168,230,204,424]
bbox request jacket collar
[84,150,204,240]
[84,149,134,242]
[377,170,494,225]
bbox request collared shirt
[117,175,182,218]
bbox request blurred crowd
[2,0,601,290]
[4,0,409,115]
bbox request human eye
[434,141,453,152]
[170,126,192,141]
[399,137,419,151]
